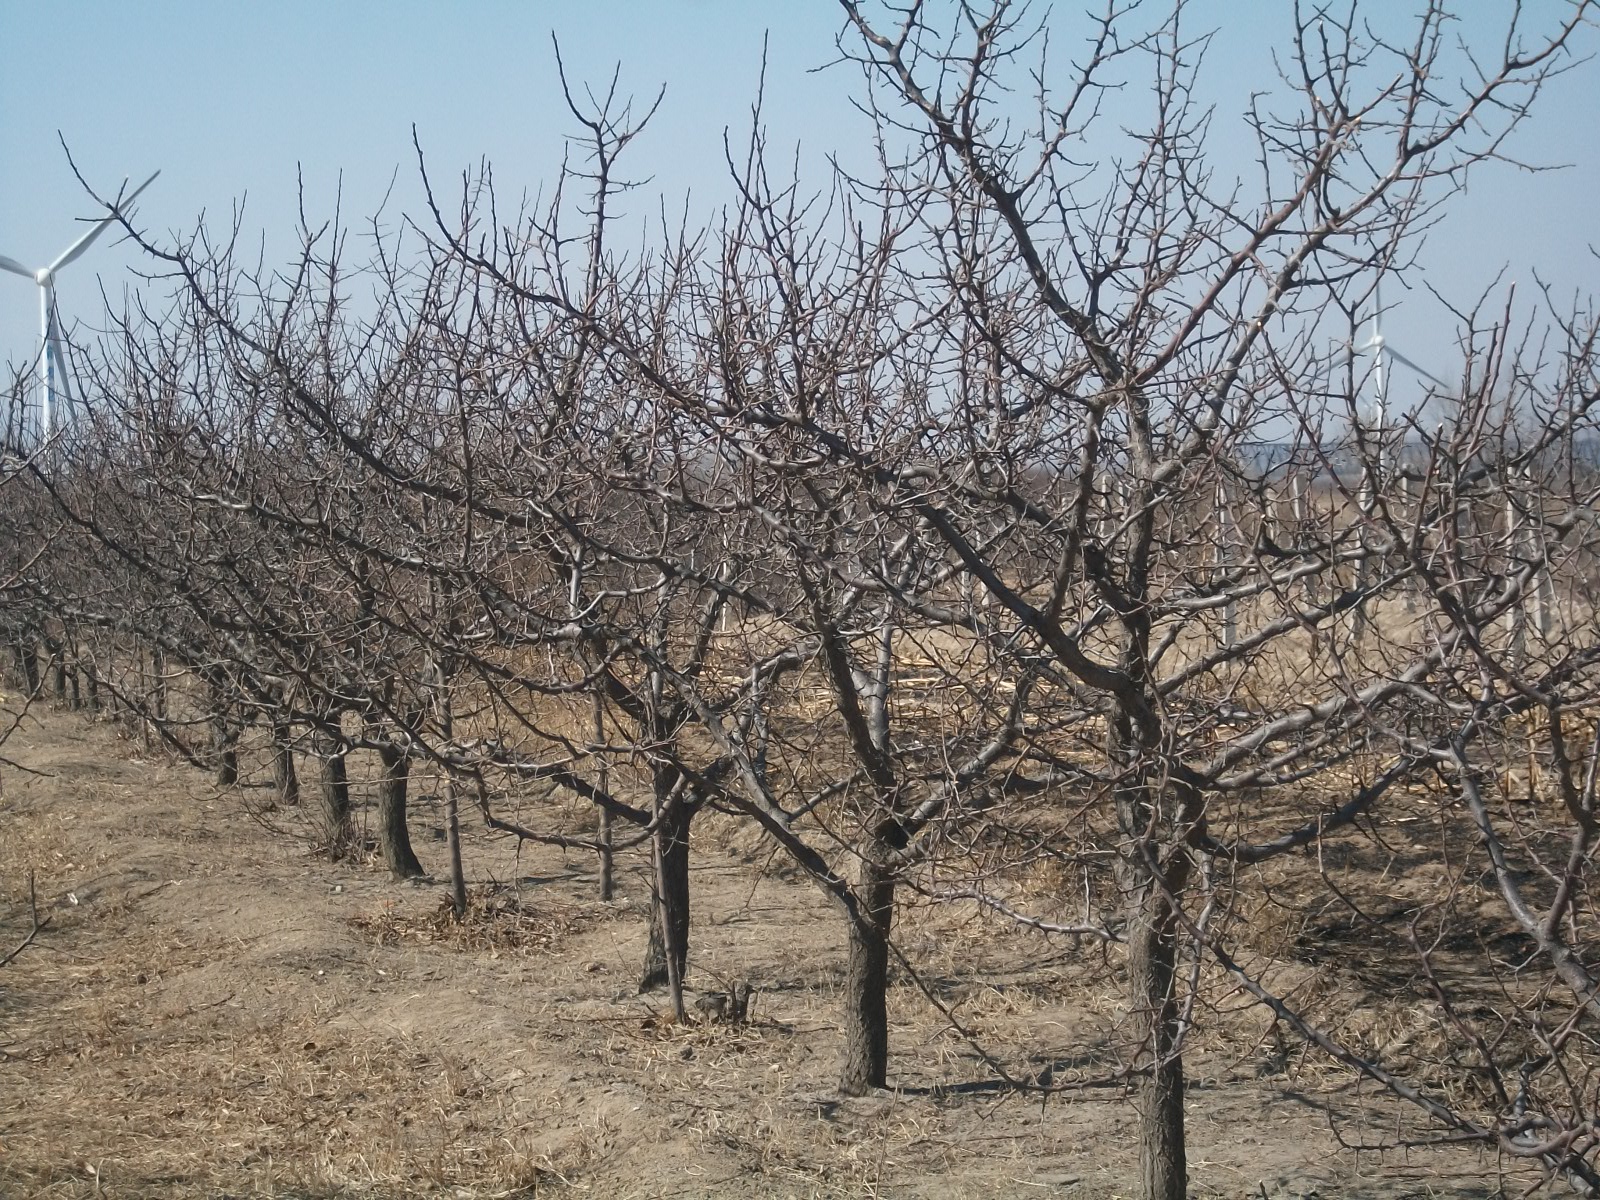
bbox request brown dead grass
[0,701,1552,1198]
[347,884,605,960]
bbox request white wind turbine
[1341,284,1450,637]
[1348,281,1450,428]
[1,169,160,446]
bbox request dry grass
[0,701,1553,1198]
[347,884,604,959]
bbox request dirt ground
[0,702,1535,1198]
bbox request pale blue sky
[2,1,1595,408]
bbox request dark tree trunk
[593,692,613,901]
[206,673,238,786]
[376,740,425,880]
[1106,407,1189,1200]
[84,661,101,712]
[67,661,82,710]
[1129,885,1187,1200]
[1112,713,1190,1200]
[149,646,168,721]
[840,850,895,1096]
[8,638,41,695]
[211,709,238,787]
[270,713,299,807]
[313,722,353,859]
[639,796,691,1000]
[598,804,614,902]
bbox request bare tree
[832,2,1595,1194]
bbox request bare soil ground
[0,704,1530,1197]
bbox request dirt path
[0,705,1522,1197]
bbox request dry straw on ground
[0,703,1550,1197]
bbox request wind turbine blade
[46,169,161,274]
[48,211,120,273]
[120,169,161,210]
[49,327,74,409]
[0,254,35,279]
[1385,346,1450,390]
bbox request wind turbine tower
[1351,282,1449,428]
[1,170,160,446]
[1345,283,1450,637]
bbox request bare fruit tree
[833,1,1597,1195]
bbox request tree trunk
[206,673,238,786]
[840,850,895,1096]
[8,638,41,696]
[138,646,152,751]
[1129,882,1187,1200]
[149,645,167,716]
[598,804,614,902]
[640,797,692,1006]
[593,691,613,901]
[149,645,168,745]
[47,639,66,705]
[376,740,425,880]
[84,660,101,712]
[1112,716,1190,1200]
[313,722,353,859]
[67,661,82,710]
[211,709,238,787]
[434,689,468,921]
[270,713,299,807]
[444,775,467,919]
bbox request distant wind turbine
[0,169,160,445]
[1348,281,1450,428]
[1340,284,1450,638]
